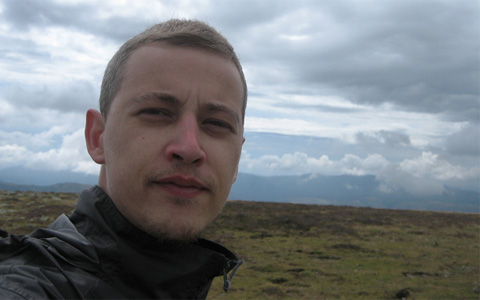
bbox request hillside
[0,190,478,299]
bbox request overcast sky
[0,0,479,195]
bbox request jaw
[126,186,221,241]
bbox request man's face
[94,44,244,240]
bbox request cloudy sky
[0,0,479,195]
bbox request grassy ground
[1,190,479,299]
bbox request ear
[85,109,106,164]
[232,137,246,184]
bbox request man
[0,19,246,299]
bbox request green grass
[204,201,479,299]
[1,190,479,299]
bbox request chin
[140,217,207,243]
[151,227,202,243]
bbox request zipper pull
[223,258,244,292]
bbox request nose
[165,115,206,165]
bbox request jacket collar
[69,186,241,299]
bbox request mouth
[153,175,208,198]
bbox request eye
[137,107,175,123]
[204,119,234,132]
[139,108,170,116]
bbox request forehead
[117,43,244,108]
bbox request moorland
[0,190,479,299]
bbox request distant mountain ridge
[229,173,479,213]
[0,166,98,186]
[0,167,478,213]
[0,181,92,193]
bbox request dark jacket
[0,186,242,299]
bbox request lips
[153,175,208,198]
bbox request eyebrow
[205,102,241,127]
[130,92,179,108]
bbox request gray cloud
[2,0,477,121]
[356,130,411,148]
[1,0,148,43]
[4,0,477,125]
[353,131,420,164]
[1,81,98,113]
[236,0,479,123]
[445,124,480,157]
[2,0,94,30]
[278,103,365,114]
[0,35,51,67]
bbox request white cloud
[2,28,111,85]
[0,108,86,150]
[26,129,93,171]
[0,128,99,175]
[377,165,446,196]
[340,154,389,176]
[240,149,478,195]
[399,152,479,182]
[246,92,465,147]
[240,151,388,176]
[0,144,31,166]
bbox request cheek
[208,142,242,182]
[104,128,149,172]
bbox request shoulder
[0,231,73,299]
[0,239,62,299]
[0,236,119,299]
[0,219,125,299]
[0,220,90,299]
[0,285,32,300]
[0,269,58,300]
